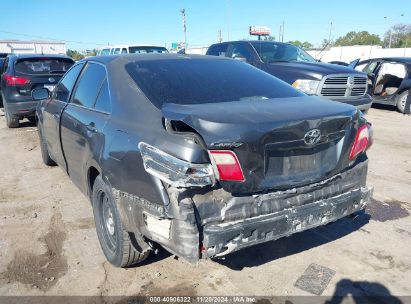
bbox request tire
[5,109,19,128]
[396,90,409,113]
[38,127,56,166]
[92,175,150,267]
[28,116,37,125]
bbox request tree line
[262,23,410,49]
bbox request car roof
[99,45,167,50]
[365,57,411,63]
[85,53,228,65]
[7,53,74,60]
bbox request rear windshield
[125,58,303,108]
[0,58,4,70]
[15,58,74,75]
[128,46,168,54]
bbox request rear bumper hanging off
[202,186,372,258]
[114,160,372,262]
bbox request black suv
[206,41,372,112]
[0,53,9,108]
[0,54,74,127]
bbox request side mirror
[32,88,50,101]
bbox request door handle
[86,122,97,133]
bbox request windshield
[15,58,74,75]
[251,42,316,63]
[128,46,168,54]
[125,58,303,108]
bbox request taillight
[349,124,372,161]
[209,150,245,181]
[139,142,215,187]
[3,75,31,86]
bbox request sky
[0,0,410,51]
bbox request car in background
[97,44,168,56]
[354,57,410,113]
[206,41,372,112]
[34,54,372,267]
[0,54,74,127]
[0,53,9,108]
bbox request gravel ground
[0,105,410,301]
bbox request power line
[0,30,105,46]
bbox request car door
[41,63,84,169]
[60,62,110,194]
[361,60,382,95]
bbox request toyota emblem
[304,129,321,145]
[48,77,55,83]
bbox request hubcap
[400,94,407,111]
[105,208,115,235]
[98,191,117,252]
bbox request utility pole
[218,29,222,43]
[384,14,404,48]
[181,9,187,50]
[328,21,333,44]
[226,0,230,41]
[281,21,285,42]
[278,24,281,42]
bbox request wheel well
[88,166,100,194]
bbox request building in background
[0,40,66,54]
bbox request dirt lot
[0,106,410,301]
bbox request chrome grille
[320,74,367,98]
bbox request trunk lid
[162,96,360,194]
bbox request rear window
[128,46,168,54]
[125,58,303,108]
[0,58,4,71]
[15,58,74,75]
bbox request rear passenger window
[114,48,121,55]
[121,48,127,54]
[94,79,111,113]
[72,63,106,108]
[54,63,84,102]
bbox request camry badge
[304,129,321,146]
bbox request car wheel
[396,90,409,113]
[92,175,150,267]
[5,109,19,128]
[28,116,37,125]
[38,127,56,166]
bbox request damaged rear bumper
[114,159,372,262]
[202,186,372,258]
